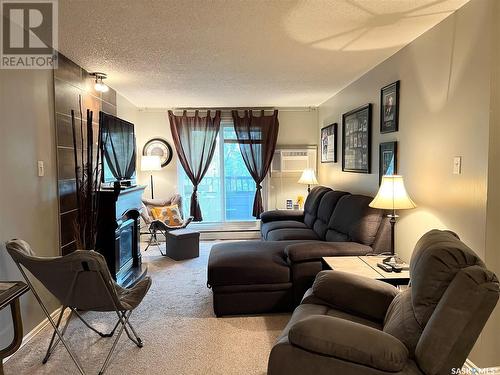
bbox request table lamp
[141,155,162,199]
[298,168,318,193]
[369,175,416,264]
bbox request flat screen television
[99,111,137,185]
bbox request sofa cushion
[208,240,292,286]
[312,191,349,239]
[303,186,331,228]
[267,228,320,241]
[326,195,383,245]
[261,220,308,239]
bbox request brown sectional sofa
[207,186,390,316]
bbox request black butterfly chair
[5,239,152,375]
[140,195,193,254]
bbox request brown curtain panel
[232,109,279,219]
[168,110,221,221]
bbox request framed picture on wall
[380,81,400,133]
[342,104,372,173]
[379,141,398,184]
[320,123,337,163]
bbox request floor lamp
[298,168,318,193]
[141,156,162,199]
[369,175,416,264]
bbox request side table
[0,281,29,375]
[321,256,410,287]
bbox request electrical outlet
[453,156,462,175]
[37,161,44,177]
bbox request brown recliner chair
[268,230,499,375]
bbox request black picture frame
[320,123,337,163]
[342,104,372,173]
[379,141,398,184]
[142,138,173,168]
[380,80,400,133]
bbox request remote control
[391,264,403,273]
[377,263,393,272]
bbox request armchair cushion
[285,242,371,263]
[260,209,304,224]
[312,270,399,321]
[150,216,193,232]
[150,204,183,226]
[141,194,183,224]
[288,315,409,372]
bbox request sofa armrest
[285,242,371,263]
[312,270,399,321]
[289,315,408,372]
[260,209,304,223]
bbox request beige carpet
[5,242,290,375]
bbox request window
[178,121,258,223]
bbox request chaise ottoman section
[208,241,293,316]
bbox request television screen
[99,111,136,183]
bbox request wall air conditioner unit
[270,146,317,175]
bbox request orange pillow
[150,204,183,226]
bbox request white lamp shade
[141,155,162,171]
[94,82,109,92]
[369,175,416,210]
[298,168,318,185]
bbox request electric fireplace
[95,185,147,287]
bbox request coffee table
[321,256,410,287]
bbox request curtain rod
[138,106,317,113]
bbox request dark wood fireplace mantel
[95,185,147,287]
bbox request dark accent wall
[54,54,117,255]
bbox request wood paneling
[54,53,117,254]
[60,210,78,247]
[58,179,77,212]
[57,148,76,180]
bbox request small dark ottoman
[166,229,200,260]
[207,240,294,316]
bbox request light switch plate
[453,156,462,175]
[37,161,44,177]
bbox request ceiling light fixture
[90,72,109,93]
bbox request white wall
[0,69,60,348]
[318,0,490,263]
[481,0,500,366]
[133,110,179,199]
[126,107,318,209]
[268,109,319,209]
[317,0,498,367]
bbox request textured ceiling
[58,0,470,108]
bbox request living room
[0,0,499,374]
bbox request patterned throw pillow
[150,204,183,226]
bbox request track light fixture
[90,72,109,93]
